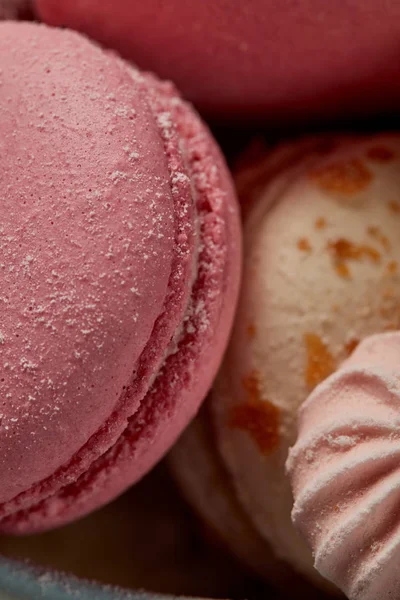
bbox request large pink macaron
[0,21,241,535]
[35,0,400,122]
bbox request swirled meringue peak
[171,133,400,595]
[288,331,400,600]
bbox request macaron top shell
[0,21,177,501]
[0,22,241,533]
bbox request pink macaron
[0,21,241,535]
[35,0,400,122]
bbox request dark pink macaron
[35,0,400,122]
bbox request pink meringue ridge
[0,22,241,534]
[288,332,400,600]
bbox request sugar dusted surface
[0,22,241,533]
[0,21,177,504]
[288,332,400,600]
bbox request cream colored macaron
[171,133,400,594]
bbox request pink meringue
[288,332,400,600]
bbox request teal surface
[0,557,175,600]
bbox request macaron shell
[0,22,179,503]
[35,0,400,121]
[211,135,400,584]
[0,25,241,532]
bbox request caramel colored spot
[297,237,312,252]
[304,333,336,389]
[242,371,262,402]
[345,338,360,356]
[387,261,398,275]
[367,146,395,163]
[310,159,373,195]
[247,323,256,338]
[389,201,400,214]
[383,288,394,300]
[229,371,280,454]
[379,288,400,330]
[329,237,382,280]
[315,217,327,230]
[336,262,351,279]
[367,226,391,252]
[229,402,280,455]
[332,304,340,313]
[328,239,381,274]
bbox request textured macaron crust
[0,22,241,534]
[171,134,400,591]
[35,0,400,121]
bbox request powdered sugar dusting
[0,35,240,534]
[0,22,179,519]
[288,332,400,600]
